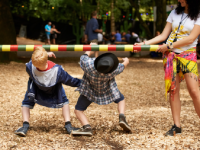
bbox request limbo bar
[0,45,162,52]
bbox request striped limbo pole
[0,45,162,52]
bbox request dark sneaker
[165,124,182,136]
[65,125,79,134]
[15,126,29,137]
[119,114,131,132]
[71,125,92,136]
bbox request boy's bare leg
[72,110,92,136]
[63,104,79,134]
[118,100,131,132]
[22,107,30,122]
[118,100,125,114]
[62,104,70,122]
[15,107,30,136]
[74,110,89,126]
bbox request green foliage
[10,0,30,16]
[139,24,146,39]
[102,21,106,32]
[9,0,96,22]
[98,0,130,21]
[120,20,132,33]
[72,20,83,44]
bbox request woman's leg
[184,73,200,117]
[169,75,181,127]
[52,39,56,44]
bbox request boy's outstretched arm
[84,42,97,57]
[122,57,129,68]
[84,51,94,57]
[58,68,81,87]
[47,52,56,58]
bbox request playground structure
[0,45,161,52]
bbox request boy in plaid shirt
[72,43,131,136]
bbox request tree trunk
[155,0,167,34]
[110,0,115,32]
[0,0,17,62]
[130,0,153,39]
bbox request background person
[45,22,51,44]
[121,32,127,43]
[134,0,200,136]
[115,30,122,42]
[97,31,103,44]
[50,24,61,44]
[125,31,131,43]
[130,32,141,56]
[85,11,102,58]
[150,31,161,58]
[109,31,116,44]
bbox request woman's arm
[145,22,172,45]
[55,29,61,34]
[172,25,200,48]
[156,25,200,53]
[134,22,172,46]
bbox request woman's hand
[156,44,168,53]
[133,42,144,53]
[134,42,144,46]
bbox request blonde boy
[15,47,81,136]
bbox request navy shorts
[75,92,124,111]
[22,86,69,109]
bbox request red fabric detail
[37,60,56,71]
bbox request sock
[65,121,71,126]
[23,121,29,128]
[119,113,125,117]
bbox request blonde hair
[32,47,48,68]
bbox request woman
[135,0,200,136]
[50,24,61,44]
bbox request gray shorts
[46,34,50,40]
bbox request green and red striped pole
[0,45,161,52]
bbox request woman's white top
[166,9,200,53]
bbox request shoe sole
[15,132,26,137]
[119,121,131,132]
[71,131,92,136]
[165,133,181,136]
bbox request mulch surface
[1,57,200,149]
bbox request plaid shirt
[76,54,125,105]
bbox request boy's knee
[74,109,83,115]
[74,109,79,115]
